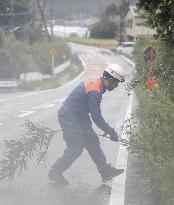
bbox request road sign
[50,48,57,56]
[144,46,156,62]
[50,48,57,75]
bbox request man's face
[107,79,120,91]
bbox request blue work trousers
[50,109,109,177]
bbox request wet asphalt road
[0,44,134,205]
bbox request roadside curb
[109,56,135,205]
[109,92,134,205]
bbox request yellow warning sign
[50,48,57,56]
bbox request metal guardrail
[0,81,18,88]
[53,61,70,75]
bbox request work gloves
[109,129,119,142]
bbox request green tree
[0,0,33,25]
[90,19,117,39]
[104,3,118,19]
[118,0,129,42]
[137,0,174,44]
[101,1,129,42]
[0,0,33,38]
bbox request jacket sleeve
[87,91,113,134]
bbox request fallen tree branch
[0,120,57,182]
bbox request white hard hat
[104,64,125,82]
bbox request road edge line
[109,92,134,205]
[120,55,135,67]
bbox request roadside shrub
[130,37,174,205]
[156,158,174,205]
[32,38,70,74]
[90,19,117,39]
[0,38,38,79]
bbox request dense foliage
[131,36,174,205]
[0,28,70,79]
[137,0,174,44]
[122,2,174,204]
[90,19,117,39]
[90,0,129,40]
[0,0,33,32]
[132,38,174,100]
[0,1,71,80]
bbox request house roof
[129,5,139,17]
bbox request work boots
[48,171,68,186]
[101,166,124,182]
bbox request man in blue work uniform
[48,64,125,185]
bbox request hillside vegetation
[130,37,174,205]
[0,28,70,79]
[129,1,174,203]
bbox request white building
[125,5,155,41]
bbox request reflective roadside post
[50,48,57,75]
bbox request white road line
[17,111,35,118]
[40,104,56,109]
[53,98,65,103]
[0,92,38,103]
[109,92,134,205]
[0,122,2,126]
[120,55,135,67]
[31,103,57,110]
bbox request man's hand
[109,129,119,142]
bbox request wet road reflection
[46,183,111,205]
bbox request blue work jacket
[58,76,113,134]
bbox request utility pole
[37,0,51,42]
[40,0,47,29]
[50,0,54,37]
[10,0,14,34]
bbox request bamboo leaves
[0,120,57,182]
